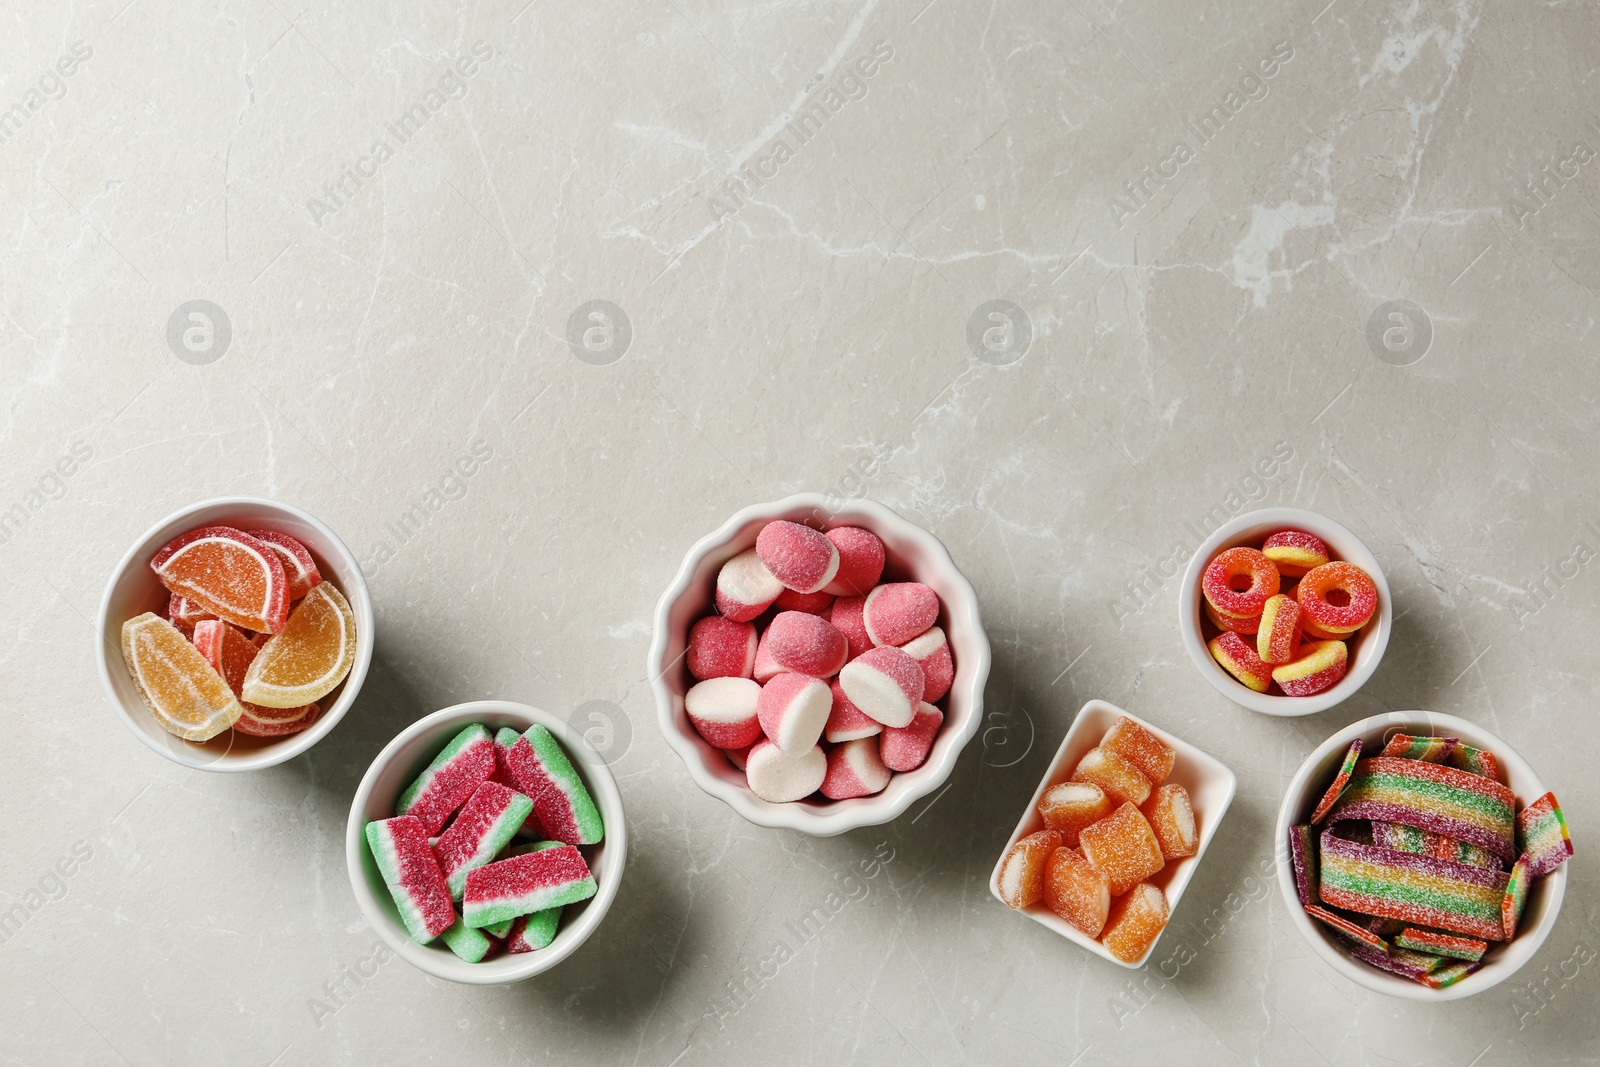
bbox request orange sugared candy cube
[1142,783,1198,859]
[1100,716,1174,785]
[1071,746,1151,807]
[1043,845,1110,936]
[1079,802,1165,895]
[1037,781,1114,847]
[1101,882,1169,963]
[996,829,1061,909]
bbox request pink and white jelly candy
[881,702,943,772]
[764,611,848,678]
[862,582,939,647]
[828,595,873,660]
[756,521,839,595]
[838,645,924,728]
[900,626,953,704]
[755,673,832,754]
[752,628,782,684]
[715,548,782,622]
[821,737,891,799]
[684,677,763,750]
[774,587,835,615]
[687,615,757,680]
[745,740,826,803]
[825,678,883,743]
[822,526,885,597]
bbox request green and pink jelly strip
[432,781,535,899]
[397,724,496,835]
[366,815,455,944]
[462,843,597,929]
[505,725,604,846]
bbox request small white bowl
[345,700,627,985]
[1274,711,1566,1000]
[1178,507,1391,717]
[989,699,1238,968]
[648,494,991,836]
[96,497,374,772]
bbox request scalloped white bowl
[649,494,991,836]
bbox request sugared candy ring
[1261,529,1329,577]
[1202,547,1279,618]
[1295,561,1376,633]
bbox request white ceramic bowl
[649,494,991,836]
[346,701,627,985]
[1178,507,1391,716]
[1275,711,1566,1000]
[96,497,374,771]
[989,699,1238,968]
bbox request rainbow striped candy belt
[1323,756,1516,860]
[1318,829,1510,941]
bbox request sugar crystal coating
[715,548,783,621]
[756,520,840,594]
[687,615,758,680]
[397,724,497,836]
[822,526,885,597]
[504,725,605,846]
[1043,844,1111,936]
[1208,631,1273,692]
[1100,716,1174,784]
[1038,781,1114,848]
[1101,882,1168,963]
[880,702,942,773]
[997,829,1062,910]
[1517,792,1573,877]
[1079,802,1165,896]
[861,582,940,647]
[150,525,289,633]
[366,815,455,944]
[462,844,596,928]
[764,610,848,678]
[1143,783,1197,860]
[1202,546,1279,618]
[1295,561,1377,633]
[1260,529,1329,577]
[121,612,243,742]
[1071,747,1151,807]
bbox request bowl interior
[1276,711,1566,999]
[1181,508,1391,716]
[654,496,988,832]
[98,499,372,771]
[990,699,1238,968]
[347,703,625,984]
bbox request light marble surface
[2,0,1597,1063]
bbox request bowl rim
[1273,710,1567,1000]
[647,493,991,836]
[344,699,628,985]
[95,495,375,772]
[1177,506,1392,717]
[987,698,1239,968]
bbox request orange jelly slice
[150,526,289,633]
[121,612,243,741]
[241,583,356,708]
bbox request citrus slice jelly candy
[240,582,357,708]
[246,529,322,601]
[121,612,243,741]
[150,525,289,633]
[192,619,320,738]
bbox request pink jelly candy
[685,677,764,750]
[880,702,942,773]
[824,678,883,743]
[838,645,924,728]
[828,595,874,660]
[900,626,954,704]
[687,616,757,680]
[756,520,840,594]
[763,611,848,677]
[861,582,939,647]
[820,737,892,799]
[755,673,832,754]
[822,526,886,596]
[714,548,783,622]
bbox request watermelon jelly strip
[432,781,535,899]
[462,844,597,929]
[397,724,496,835]
[504,724,604,846]
[365,815,455,944]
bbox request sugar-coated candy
[1517,791,1573,877]
[1100,716,1174,785]
[366,815,455,943]
[1102,883,1169,963]
[483,917,514,939]
[756,673,831,754]
[463,844,596,928]
[838,646,924,728]
[1208,631,1273,692]
[756,520,839,594]
[441,914,494,962]
[1379,733,1457,763]
[121,612,243,741]
[744,740,826,802]
[1079,802,1165,896]
[1294,561,1376,634]
[1288,825,1318,906]
[150,525,290,634]
[820,737,891,799]
[193,619,320,737]
[1142,784,1197,860]
[1318,829,1509,940]
[996,829,1062,909]
[504,725,605,845]
[1366,916,1405,938]
[492,729,546,839]
[1345,939,1435,982]
[1260,529,1329,577]
[398,724,497,835]
[774,587,835,615]
[240,582,357,708]
[1304,903,1388,953]
[1326,756,1516,859]
[1271,639,1347,697]
[1422,959,1481,989]
[822,526,886,596]
[827,595,874,660]
[1501,853,1531,940]
[687,616,757,680]
[1071,747,1151,807]
[1202,546,1279,618]
[861,582,940,647]
[1043,845,1111,936]
[685,677,764,750]
[233,698,322,737]
[1256,593,1301,666]
[900,626,954,704]
[880,702,942,773]
[245,528,323,601]
[1393,927,1487,962]
[824,679,882,742]
[751,628,781,683]
[1447,742,1502,782]
[1371,822,1498,870]
[167,593,215,633]
[1038,782,1114,847]
[507,906,562,952]
[715,548,783,622]
[1204,601,1259,635]
[433,781,536,898]
[1308,738,1363,823]
[764,611,848,677]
